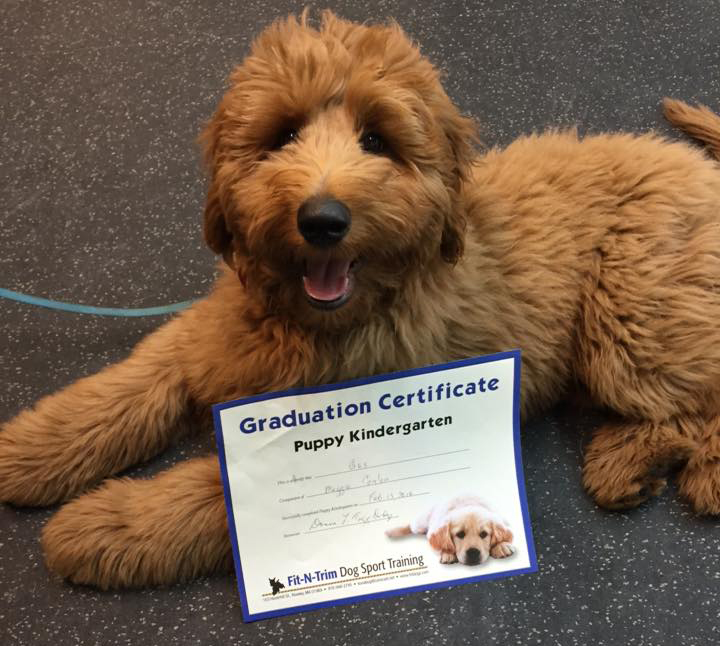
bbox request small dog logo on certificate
[268,578,286,596]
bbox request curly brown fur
[663,98,720,160]
[2,11,720,589]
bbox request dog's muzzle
[464,548,481,565]
[298,198,356,309]
[297,198,351,247]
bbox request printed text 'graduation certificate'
[213,350,537,621]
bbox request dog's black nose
[297,198,351,247]
[465,548,481,564]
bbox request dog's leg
[439,551,458,564]
[42,455,231,588]
[0,316,190,506]
[677,417,720,514]
[490,542,516,559]
[582,418,697,509]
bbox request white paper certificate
[213,350,537,621]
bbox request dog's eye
[479,530,488,539]
[455,530,465,539]
[360,131,387,155]
[271,128,298,150]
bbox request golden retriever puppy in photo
[2,10,720,590]
[386,495,516,565]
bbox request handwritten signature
[308,508,397,531]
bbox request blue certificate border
[212,349,537,622]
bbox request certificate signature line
[280,493,430,519]
[304,517,398,533]
[314,449,471,478]
[304,466,471,499]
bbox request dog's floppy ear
[199,104,235,267]
[204,180,235,267]
[490,520,513,547]
[441,107,478,181]
[440,199,466,264]
[428,523,455,553]
[438,105,478,264]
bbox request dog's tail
[385,524,413,538]
[663,98,720,161]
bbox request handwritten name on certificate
[213,350,537,622]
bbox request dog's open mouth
[302,257,357,309]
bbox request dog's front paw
[42,481,145,589]
[583,460,667,510]
[0,415,70,506]
[41,477,192,589]
[585,474,667,510]
[678,459,720,515]
[582,437,678,510]
[439,551,458,564]
[42,458,233,588]
[491,541,516,559]
[582,422,695,511]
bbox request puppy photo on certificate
[386,494,516,566]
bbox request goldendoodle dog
[1,11,720,589]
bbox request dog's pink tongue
[303,258,351,301]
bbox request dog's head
[428,510,513,565]
[201,11,477,327]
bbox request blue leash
[0,287,196,317]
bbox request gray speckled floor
[1,1,719,644]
